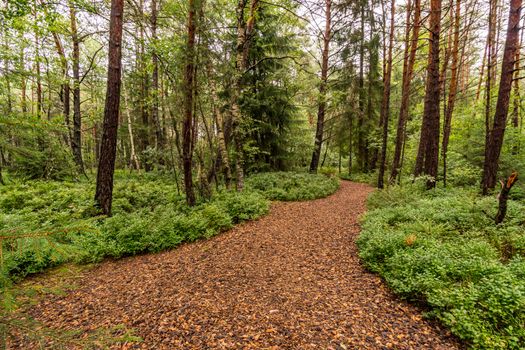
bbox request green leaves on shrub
[358,185,525,349]
[245,172,339,201]
[1,171,333,287]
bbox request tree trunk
[496,172,518,224]
[414,0,441,188]
[51,32,73,146]
[19,32,27,115]
[389,0,420,184]
[348,112,353,175]
[209,70,232,188]
[151,0,164,155]
[377,0,395,189]
[309,0,331,173]
[182,0,197,206]
[442,0,461,186]
[139,0,151,171]
[230,0,259,189]
[0,147,4,185]
[94,0,124,216]
[357,5,366,171]
[482,0,522,194]
[34,15,42,119]
[2,25,13,115]
[123,86,140,170]
[483,0,498,180]
[69,3,85,174]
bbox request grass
[357,181,525,349]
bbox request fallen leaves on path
[10,181,462,349]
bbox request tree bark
[123,86,140,170]
[357,5,366,171]
[34,10,42,119]
[377,0,395,189]
[69,2,85,174]
[414,0,441,189]
[482,0,522,194]
[94,0,124,216]
[182,0,197,206]
[51,32,73,146]
[483,0,498,179]
[442,0,461,186]
[496,172,518,224]
[19,31,27,115]
[151,0,164,155]
[389,0,420,184]
[139,0,151,170]
[309,0,331,173]
[209,70,232,188]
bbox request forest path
[24,181,461,349]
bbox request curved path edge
[12,181,462,349]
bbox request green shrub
[245,172,339,201]
[359,186,525,348]
[1,171,320,286]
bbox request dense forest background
[1,0,523,205]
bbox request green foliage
[0,171,335,288]
[339,171,376,185]
[0,115,75,180]
[358,185,525,349]
[245,172,339,201]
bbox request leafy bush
[358,185,525,349]
[245,172,339,201]
[0,171,329,287]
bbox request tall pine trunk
[377,0,395,189]
[482,0,522,194]
[389,0,420,184]
[151,0,164,155]
[69,3,85,174]
[414,0,441,188]
[182,0,197,206]
[442,0,461,186]
[94,0,124,215]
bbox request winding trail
[22,181,461,349]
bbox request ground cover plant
[245,172,339,201]
[357,180,525,349]
[0,171,338,290]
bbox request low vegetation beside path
[358,182,525,349]
[0,171,338,290]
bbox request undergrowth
[0,171,338,289]
[246,172,339,201]
[358,181,525,349]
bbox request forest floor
[9,181,463,349]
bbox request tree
[69,2,85,174]
[414,0,441,189]
[94,0,124,215]
[389,0,420,184]
[441,0,461,186]
[482,0,523,194]
[309,0,332,173]
[182,0,198,206]
[377,0,394,189]
[151,0,164,155]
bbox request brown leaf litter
[8,181,463,349]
